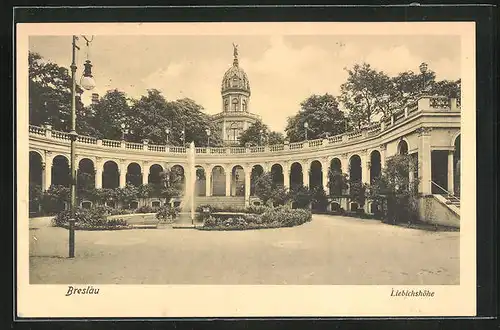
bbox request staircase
[194,196,246,208]
[431,180,460,209]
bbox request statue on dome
[232,43,239,58]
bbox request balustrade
[27,97,458,157]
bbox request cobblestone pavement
[29,215,459,285]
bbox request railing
[430,180,460,203]
[28,96,459,156]
[148,145,166,152]
[77,135,97,144]
[308,139,323,148]
[125,142,143,150]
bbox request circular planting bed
[196,206,312,231]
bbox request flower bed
[53,208,131,230]
[198,206,312,231]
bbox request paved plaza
[29,215,459,285]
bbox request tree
[271,186,290,206]
[339,63,393,129]
[285,93,347,142]
[29,52,89,133]
[288,184,313,209]
[328,169,349,196]
[88,89,131,140]
[367,154,420,224]
[311,186,328,212]
[238,120,284,147]
[254,172,275,205]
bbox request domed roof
[221,56,251,94]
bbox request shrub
[156,204,179,223]
[41,185,70,215]
[288,184,313,209]
[136,205,159,214]
[53,207,130,230]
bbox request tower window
[242,99,247,111]
[224,99,229,111]
[232,98,239,111]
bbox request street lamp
[304,121,311,140]
[69,35,96,258]
[419,62,428,92]
[120,123,130,140]
[259,129,264,146]
[165,127,170,144]
[181,127,186,146]
[206,128,211,147]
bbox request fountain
[178,141,196,225]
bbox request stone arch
[369,150,382,184]
[195,165,206,196]
[309,160,323,190]
[78,158,95,190]
[126,162,142,187]
[271,163,284,187]
[349,154,362,183]
[397,139,409,155]
[102,160,119,189]
[211,165,226,196]
[250,164,264,196]
[29,149,45,163]
[51,155,70,187]
[290,162,303,189]
[148,164,163,185]
[328,158,343,196]
[29,151,43,187]
[231,165,245,197]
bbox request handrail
[430,180,460,202]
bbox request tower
[212,44,260,145]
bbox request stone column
[142,171,148,185]
[322,165,329,194]
[303,162,310,188]
[361,151,369,185]
[42,162,51,191]
[341,154,349,175]
[119,162,127,188]
[283,163,290,189]
[225,167,231,196]
[244,168,251,207]
[380,145,386,171]
[418,128,432,194]
[95,166,103,189]
[447,150,454,193]
[205,169,212,197]
[222,120,227,142]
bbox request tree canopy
[285,93,347,142]
[238,120,284,147]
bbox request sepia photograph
[17,21,476,317]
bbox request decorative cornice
[416,127,432,136]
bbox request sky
[29,34,461,132]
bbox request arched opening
[309,160,323,191]
[369,150,382,184]
[102,161,119,189]
[398,139,409,155]
[454,134,461,197]
[51,155,70,187]
[211,166,226,196]
[328,158,343,196]
[231,165,245,197]
[148,164,163,185]
[349,155,362,183]
[29,151,43,216]
[330,201,341,212]
[290,162,303,189]
[126,162,142,187]
[250,165,264,196]
[195,166,206,196]
[271,164,284,187]
[29,151,43,188]
[170,165,185,195]
[77,158,95,192]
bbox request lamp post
[181,127,186,146]
[120,123,130,140]
[419,62,428,92]
[206,128,211,147]
[304,121,311,140]
[259,129,264,146]
[69,35,96,258]
[165,127,170,144]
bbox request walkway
[29,215,459,285]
